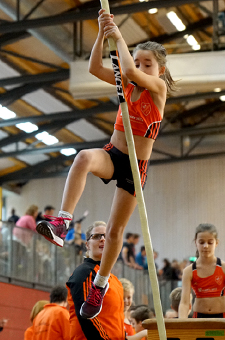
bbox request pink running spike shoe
[80,282,109,319]
[36,215,71,247]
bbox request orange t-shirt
[33,303,70,340]
[124,322,135,336]
[67,258,125,340]
[24,325,33,340]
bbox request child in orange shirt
[119,278,135,336]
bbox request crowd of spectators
[0,213,199,339]
[117,232,188,283]
[1,210,191,284]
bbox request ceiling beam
[0,139,109,184]
[2,116,225,158]
[0,117,76,148]
[0,49,64,70]
[0,101,118,128]
[160,122,225,138]
[169,100,225,123]
[0,76,69,106]
[0,0,212,34]
[152,17,213,44]
[0,139,109,159]
[0,69,69,87]
[0,31,31,47]
[151,150,225,165]
[1,142,225,184]
[167,90,225,105]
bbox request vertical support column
[73,21,83,60]
[16,0,20,21]
[0,187,2,220]
[212,0,219,50]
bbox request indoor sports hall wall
[0,282,49,340]
[4,156,225,267]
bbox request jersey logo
[141,102,151,116]
[215,275,223,285]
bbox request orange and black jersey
[66,258,125,340]
[115,82,162,140]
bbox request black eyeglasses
[87,233,106,241]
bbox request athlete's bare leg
[61,148,114,214]
[36,148,114,246]
[99,187,137,276]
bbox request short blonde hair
[119,278,135,293]
[30,300,49,322]
[169,287,182,312]
[85,221,106,258]
[86,221,106,241]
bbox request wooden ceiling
[0,0,225,191]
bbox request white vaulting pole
[100,1,167,340]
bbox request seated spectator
[130,305,153,335]
[36,205,55,223]
[24,300,49,340]
[33,285,70,340]
[8,208,20,223]
[119,278,135,336]
[135,246,148,270]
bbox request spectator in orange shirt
[119,278,135,337]
[67,221,125,340]
[24,300,49,340]
[66,221,147,340]
[33,285,70,340]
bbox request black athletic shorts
[193,312,225,318]
[101,142,149,196]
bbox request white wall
[5,156,225,270]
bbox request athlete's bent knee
[73,150,92,171]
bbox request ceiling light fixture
[60,148,77,156]
[185,35,200,50]
[16,122,38,133]
[0,105,16,119]
[148,8,158,14]
[166,11,186,31]
[35,131,59,145]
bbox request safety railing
[0,222,181,312]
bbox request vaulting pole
[99,1,167,340]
